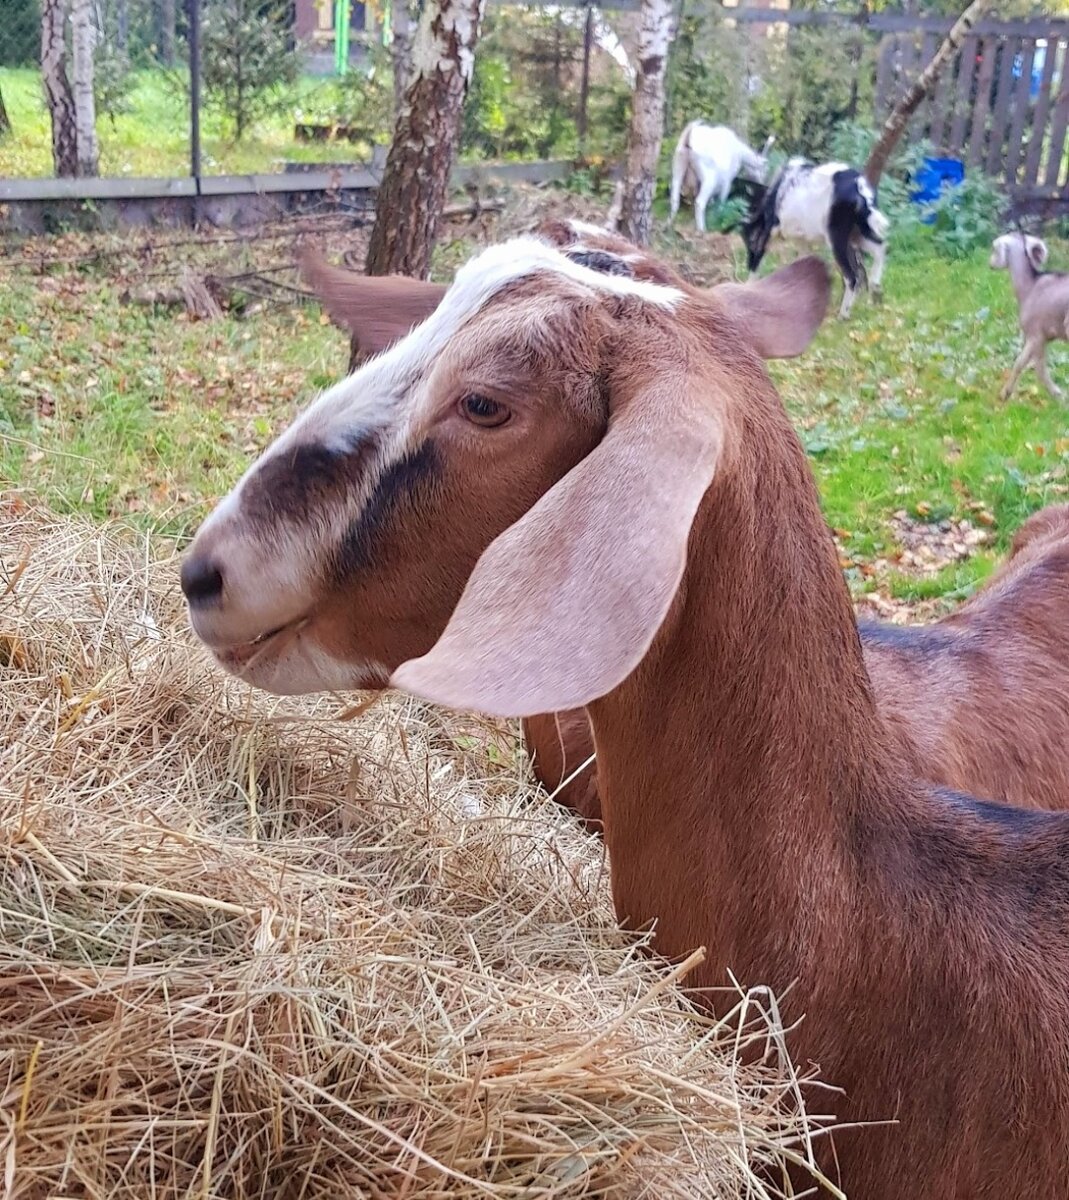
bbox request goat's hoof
[870,289,884,306]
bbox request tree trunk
[0,86,11,137]
[159,0,175,66]
[391,0,417,125]
[71,0,99,176]
[864,0,993,186]
[41,0,79,177]
[356,0,483,369]
[618,0,674,246]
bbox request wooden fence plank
[1005,37,1036,184]
[893,33,915,109]
[919,31,940,136]
[1044,40,1069,187]
[948,38,978,155]
[875,34,896,115]
[928,42,959,150]
[986,34,1020,174]
[967,37,998,167]
[1023,34,1059,185]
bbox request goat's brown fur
[528,499,1069,828]
[185,235,1069,1199]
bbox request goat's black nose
[180,556,224,606]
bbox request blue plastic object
[910,156,965,224]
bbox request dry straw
[0,501,831,1199]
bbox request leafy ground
[2,187,1068,615]
[0,67,373,178]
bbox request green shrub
[922,172,1008,259]
[0,0,41,67]
[200,0,301,140]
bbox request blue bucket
[910,156,965,224]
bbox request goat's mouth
[213,616,310,673]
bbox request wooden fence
[722,7,1069,212]
[874,16,1069,207]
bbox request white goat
[669,122,772,233]
[991,232,1069,402]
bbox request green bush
[0,0,41,67]
[923,172,1008,259]
[461,8,629,161]
[200,0,301,140]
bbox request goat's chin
[213,639,389,697]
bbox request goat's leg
[861,236,887,301]
[669,153,686,225]
[1033,343,1064,401]
[1001,337,1041,401]
[830,239,860,320]
[694,176,718,234]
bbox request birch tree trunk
[618,0,674,246]
[41,0,79,177]
[72,0,99,177]
[864,0,993,186]
[356,0,482,368]
[391,0,418,125]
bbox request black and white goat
[742,157,889,319]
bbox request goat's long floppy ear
[1028,237,1049,270]
[298,248,448,354]
[710,255,830,359]
[392,367,722,718]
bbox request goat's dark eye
[459,393,510,428]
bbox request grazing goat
[743,156,888,319]
[990,232,1069,401]
[183,235,1069,1200]
[669,122,773,233]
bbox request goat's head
[181,236,829,716]
[742,135,775,184]
[990,232,1048,272]
[741,207,774,273]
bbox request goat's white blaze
[186,236,683,691]
[259,235,682,463]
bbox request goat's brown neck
[588,387,901,993]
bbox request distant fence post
[577,0,594,152]
[189,0,202,191]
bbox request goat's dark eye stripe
[334,439,441,579]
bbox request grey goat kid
[990,232,1069,402]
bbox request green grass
[0,67,376,178]
[0,255,345,539]
[2,222,1068,606]
[767,233,1069,595]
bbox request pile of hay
[0,501,828,1198]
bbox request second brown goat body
[527,502,1069,826]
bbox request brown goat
[306,223,1069,832]
[182,235,1069,1199]
[527,500,1069,829]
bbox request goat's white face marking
[182,236,683,695]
